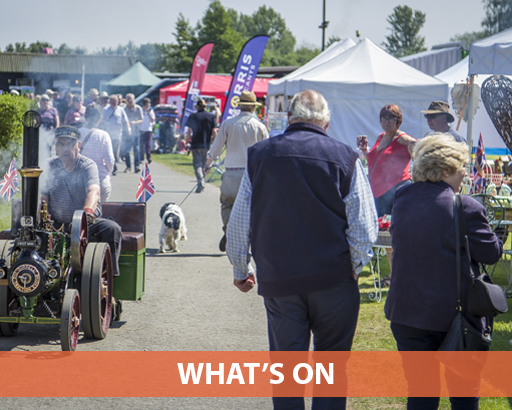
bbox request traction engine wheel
[70,210,88,273]
[81,242,113,340]
[0,240,18,337]
[60,289,80,351]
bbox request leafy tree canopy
[482,0,512,34]
[382,5,427,58]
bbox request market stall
[267,38,449,150]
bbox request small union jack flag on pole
[0,159,19,204]
[471,133,487,194]
[136,162,156,203]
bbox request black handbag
[438,195,492,352]
[456,202,508,316]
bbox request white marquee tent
[267,38,448,149]
[464,27,512,150]
[435,57,508,154]
[270,38,355,90]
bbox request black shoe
[195,185,205,193]
[219,234,227,252]
[123,167,130,173]
[148,159,152,164]
[112,171,117,176]
[134,168,141,173]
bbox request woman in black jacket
[385,134,503,410]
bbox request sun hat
[237,90,262,106]
[55,126,81,140]
[421,101,455,123]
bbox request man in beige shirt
[205,90,268,251]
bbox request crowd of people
[8,84,501,409]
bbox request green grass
[0,193,19,232]
[107,152,512,408]
[152,152,224,188]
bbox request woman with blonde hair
[385,134,502,410]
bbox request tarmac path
[0,161,273,409]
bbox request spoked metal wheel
[70,210,88,273]
[81,243,113,340]
[60,289,81,351]
[0,240,18,337]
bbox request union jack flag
[0,159,19,203]
[136,162,156,203]
[471,133,487,194]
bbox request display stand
[369,231,392,303]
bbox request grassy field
[152,152,512,409]
[2,155,510,408]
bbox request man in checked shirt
[226,89,378,410]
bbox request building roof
[0,52,134,75]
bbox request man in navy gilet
[226,89,378,410]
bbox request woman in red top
[366,105,416,216]
[363,104,416,286]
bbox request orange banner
[0,351,511,397]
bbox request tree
[56,43,87,54]
[326,36,341,48]
[482,0,512,34]
[169,13,199,72]
[196,0,243,72]
[240,5,296,66]
[0,94,34,170]
[450,31,488,48]
[382,5,427,57]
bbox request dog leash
[178,183,198,208]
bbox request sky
[0,0,486,53]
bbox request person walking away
[227,89,378,410]
[185,99,218,193]
[101,94,131,176]
[139,98,156,165]
[385,134,502,409]
[205,90,268,252]
[79,103,115,202]
[123,93,143,173]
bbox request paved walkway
[0,161,273,409]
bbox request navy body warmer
[247,122,359,298]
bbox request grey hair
[288,90,330,127]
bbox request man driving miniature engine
[40,125,122,276]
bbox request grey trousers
[191,148,208,188]
[220,168,245,227]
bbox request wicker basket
[375,231,392,247]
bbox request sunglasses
[380,117,396,123]
[424,114,442,119]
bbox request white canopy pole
[466,75,476,160]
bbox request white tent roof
[268,38,448,148]
[400,46,462,76]
[270,38,355,92]
[436,57,508,151]
[469,27,512,75]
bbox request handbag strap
[453,194,462,311]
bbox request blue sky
[0,0,486,52]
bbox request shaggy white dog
[158,202,187,253]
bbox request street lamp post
[319,0,329,51]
